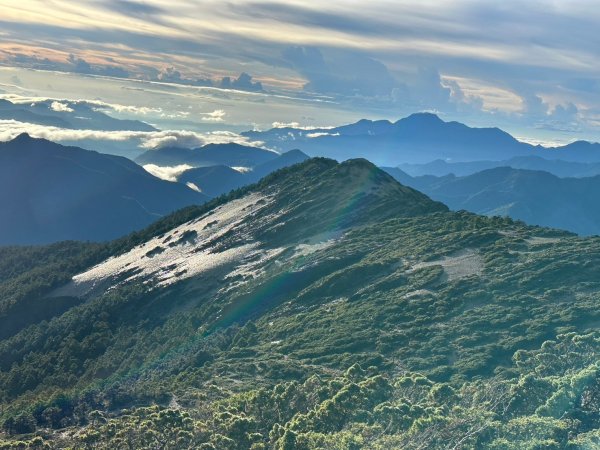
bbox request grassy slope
[0,158,599,448]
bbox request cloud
[67,54,131,78]
[154,66,213,86]
[219,72,263,92]
[271,121,332,130]
[306,131,339,138]
[139,130,209,149]
[282,46,395,97]
[10,75,21,86]
[2,52,132,78]
[391,67,465,112]
[0,120,264,149]
[94,101,164,115]
[50,101,74,113]
[102,0,166,20]
[517,90,581,132]
[185,181,201,192]
[143,164,194,181]
[200,109,226,122]
[1,1,599,140]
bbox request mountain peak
[399,112,444,124]
[0,138,208,244]
[249,157,447,244]
[12,132,33,142]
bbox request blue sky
[0,0,599,145]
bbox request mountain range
[384,166,600,235]
[242,112,600,165]
[399,155,600,178]
[0,134,208,244]
[135,142,279,168]
[0,135,313,245]
[1,158,599,448]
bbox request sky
[0,0,599,147]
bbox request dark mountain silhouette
[0,134,208,244]
[242,113,600,165]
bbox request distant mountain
[399,155,600,178]
[0,98,155,131]
[0,134,208,244]
[179,165,247,197]
[384,165,600,235]
[242,113,600,165]
[178,149,310,197]
[3,157,600,448]
[249,148,310,180]
[136,142,279,167]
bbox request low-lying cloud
[0,120,264,149]
[143,164,194,181]
[50,101,74,113]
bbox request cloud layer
[0,1,598,140]
[0,120,264,150]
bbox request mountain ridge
[135,142,279,167]
[0,134,209,244]
[1,155,600,448]
[242,112,600,165]
[384,165,600,235]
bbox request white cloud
[140,131,208,149]
[185,181,201,192]
[0,120,265,149]
[200,109,226,122]
[306,132,339,138]
[93,101,163,115]
[271,121,332,130]
[143,164,194,182]
[231,166,252,173]
[1,94,165,116]
[514,136,573,147]
[272,121,300,128]
[50,101,74,112]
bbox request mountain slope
[384,166,600,235]
[0,134,208,244]
[1,159,600,448]
[242,112,600,165]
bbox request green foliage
[0,159,599,448]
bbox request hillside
[1,158,600,448]
[0,134,209,244]
[385,166,600,235]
